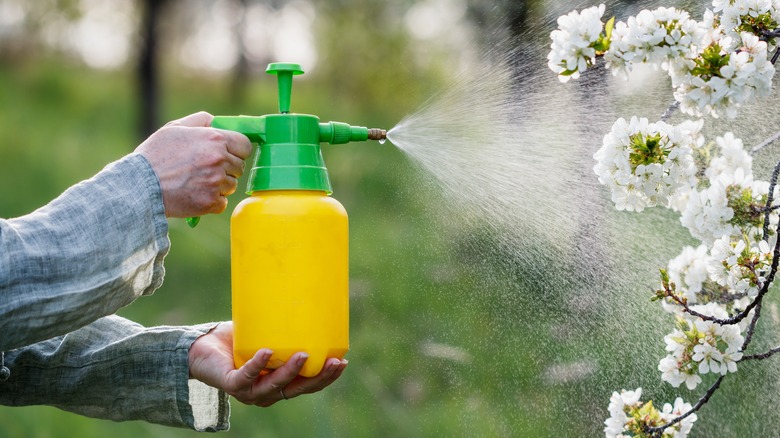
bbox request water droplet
[378,138,386,145]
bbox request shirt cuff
[188,379,231,432]
[129,153,170,296]
[177,323,231,432]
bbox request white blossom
[604,388,642,437]
[679,185,732,245]
[604,7,699,77]
[659,354,698,389]
[664,245,711,313]
[714,0,780,46]
[705,132,753,182]
[664,243,748,315]
[692,342,723,374]
[661,397,697,437]
[594,117,698,212]
[680,161,777,246]
[720,345,744,374]
[691,305,744,373]
[605,389,698,437]
[553,3,775,118]
[661,326,703,390]
[660,310,745,390]
[707,235,772,298]
[671,30,774,119]
[669,120,706,212]
[548,4,607,82]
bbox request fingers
[163,112,252,165]
[323,359,348,386]
[232,352,307,407]
[222,174,239,196]
[223,151,246,179]
[259,353,309,397]
[285,358,348,398]
[226,353,348,407]
[166,111,214,128]
[234,349,273,387]
[219,129,253,161]
[137,112,256,218]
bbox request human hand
[135,111,253,218]
[188,322,348,407]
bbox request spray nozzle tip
[367,128,387,141]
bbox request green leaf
[659,268,669,283]
[605,16,615,41]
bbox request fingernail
[341,359,349,366]
[297,353,309,366]
[258,349,273,361]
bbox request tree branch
[644,375,726,437]
[663,285,764,327]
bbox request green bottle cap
[247,113,332,194]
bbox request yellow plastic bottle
[204,62,385,376]
[231,190,348,377]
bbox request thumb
[165,111,214,128]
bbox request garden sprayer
[189,62,386,377]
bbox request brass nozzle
[367,128,387,141]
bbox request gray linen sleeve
[0,315,231,431]
[0,153,170,351]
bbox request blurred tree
[467,0,531,38]
[138,0,169,139]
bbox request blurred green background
[3,0,780,437]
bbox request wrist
[187,323,221,380]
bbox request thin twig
[660,101,680,122]
[763,158,780,240]
[751,130,780,156]
[741,300,763,351]
[758,204,780,213]
[762,29,780,39]
[743,345,780,360]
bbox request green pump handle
[186,63,386,228]
[266,62,302,114]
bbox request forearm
[0,154,170,351]
[0,315,230,431]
